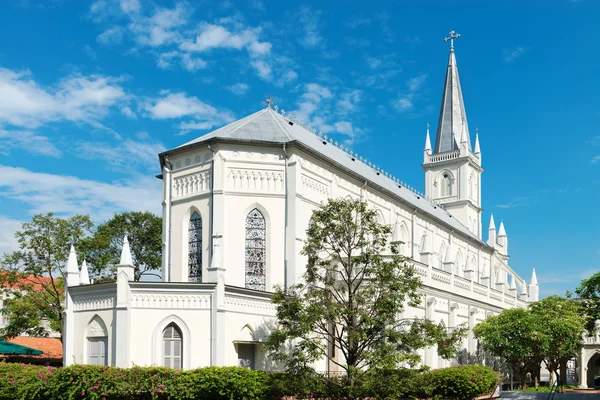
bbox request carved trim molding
[224,297,277,315]
[131,294,211,309]
[173,170,211,198]
[227,168,284,192]
[300,174,329,197]
[73,295,115,311]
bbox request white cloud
[97,26,124,45]
[251,60,272,80]
[394,74,427,113]
[0,165,161,220]
[120,0,140,14]
[143,91,234,133]
[159,51,207,71]
[227,83,249,95]
[503,46,526,63]
[129,3,188,47]
[295,6,324,48]
[76,136,164,172]
[337,90,361,114]
[592,155,600,164]
[0,68,128,130]
[0,130,61,157]
[121,106,136,118]
[0,216,22,257]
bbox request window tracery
[188,212,202,282]
[245,208,266,291]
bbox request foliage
[576,271,600,333]
[0,363,272,400]
[265,198,467,397]
[473,307,546,388]
[427,365,500,400]
[80,211,162,281]
[0,213,93,341]
[528,296,586,384]
[0,362,502,400]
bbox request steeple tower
[423,31,483,237]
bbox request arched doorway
[586,352,600,388]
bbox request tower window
[188,212,202,282]
[440,173,452,197]
[245,208,266,291]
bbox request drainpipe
[164,156,173,282]
[208,144,216,271]
[283,143,289,291]
[411,209,417,259]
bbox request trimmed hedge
[0,362,499,400]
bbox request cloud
[83,45,97,60]
[157,51,206,71]
[0,165,162,220]
[143,91,234,133]
[503,46,526,63]
[251,60,272,79]
[591,155,600,164]
[291,84,364,145]
[120,0,140,14]
[180,23,269,54]
[129,2,188,47]
[97,26,124,45]
[121,105,136,118]
[0,68,129,130]
[294,6,324,48]
[227,82,249,95]
[394,74,427,113]
[0,130,61,157]
[346,16,370,28]
[0,216,22,257]
[76,135,164,172]
[494,196,532,209]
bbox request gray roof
[175,107,482,243]
[434,49,471,154]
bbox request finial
[265,96,274,108]
[426,122,430,131]
[119,235,133,266]
[281,109,286,117]
[475,127,478,135]
[444,30,461,50]
[274,105,279,113]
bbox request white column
[578,347,587,389]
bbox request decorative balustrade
[397,257,526,309]
[428,150,460,162]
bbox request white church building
[63,37,539,372]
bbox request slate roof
[434,48,471,154]
[169,107,483,244]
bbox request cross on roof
[265,97,274,108]
[444,30,460,49]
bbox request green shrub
[427,364,500,400]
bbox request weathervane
[444,30,460,49]
[265,96,274,109]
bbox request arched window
[438,244,446,270]
[441,173,452,197]
[245,208,266,291]
[163,323,182,369]
[188,211,202,282]
[455,251,462,276]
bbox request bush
[427,365,500,400]
[0,362,500,400]
[0,363,272,400]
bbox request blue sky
[0,0,598,296]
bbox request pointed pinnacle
[425,125,432,152]
[119,235,133,266]
[498,221,507,236]
[67,244,79,273]
[79,260,90,285]
[474,130,481,153]
[488,215,496,231]
[531,268,538,286]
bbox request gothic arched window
[245,208,266,291]
[163,323,182,369]
[441,173,452,197]
[455,251,462,276]
[438,244,446,270]
[188,211,202,282]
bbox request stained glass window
[245,208,266,291]
[188,212,202,282]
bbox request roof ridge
[225,108,269,136]
[267,108,293,141]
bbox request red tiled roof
[0,272,57,293]
[8,337,63,360]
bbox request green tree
[265,199,466,396]
[473,308,547,388]
[0,213,93,341]
[80,211,162,281]
[575,271,600,333]
[528,296,586,386]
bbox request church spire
[434,31,471,154]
